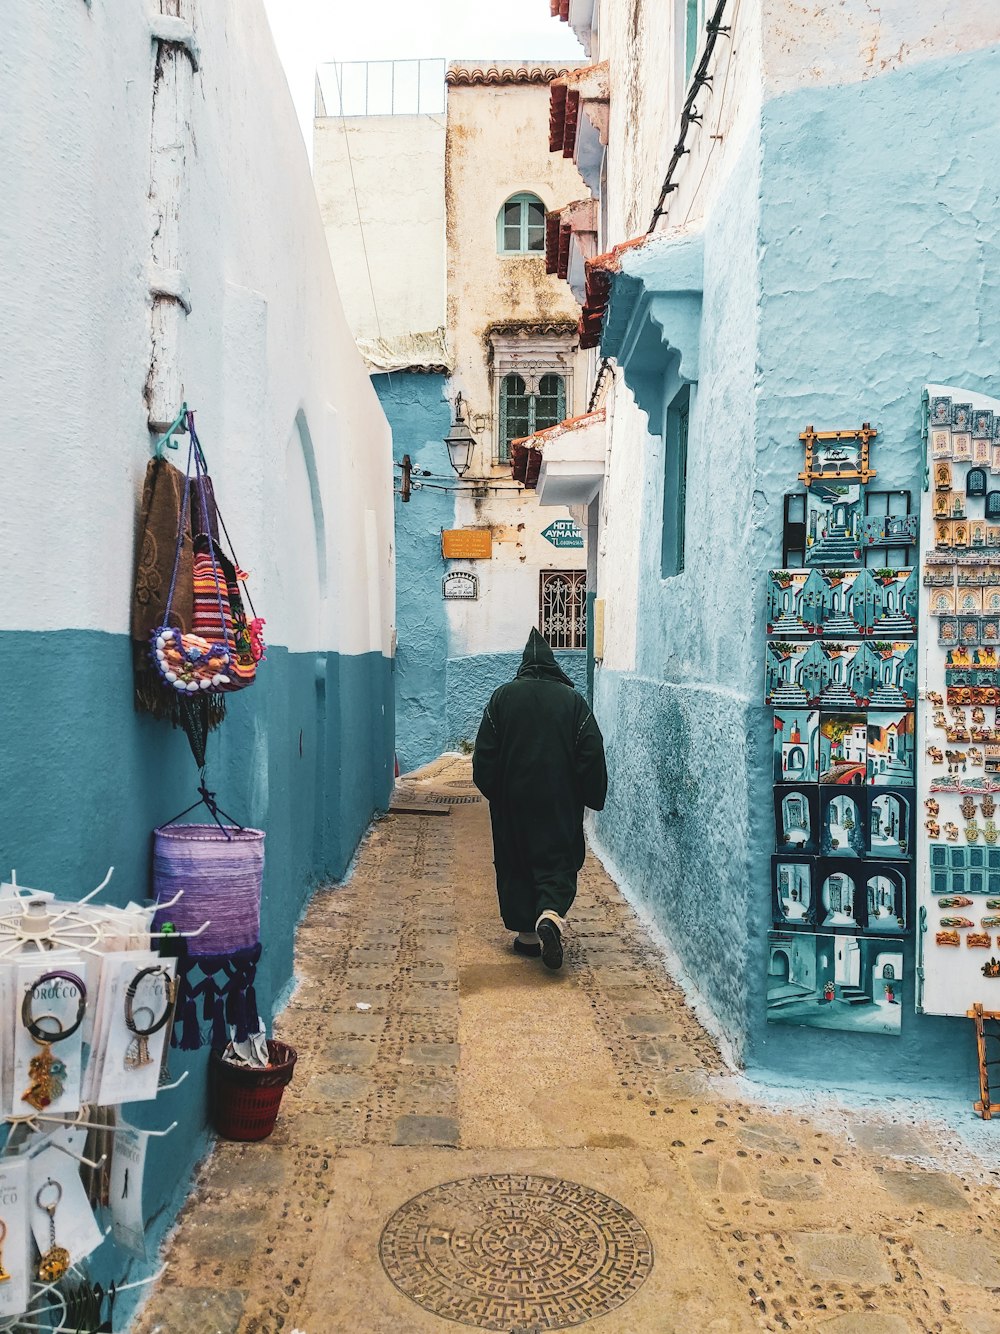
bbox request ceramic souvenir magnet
[954,433,973,462]
[954,402,972,431]
[772,709,820,783]
[938,617,959,646]
[932,429,953,459]
[929,396,952,427]
[972,520,989,549]
[974,409,995,440]
[819,713,867,785]
[935,461,954,491]
[804,483,864,567]
[935,521,953,550]
[968,468,989,498]
[933,493,952,518]
[868,790,912,860]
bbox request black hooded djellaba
[472,629,608,932]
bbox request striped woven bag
[151,415,265,698]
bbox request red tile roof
[548,64,608,157]
[545,198,598,279]
[578,234,653,348]
[550,0,570,17]
[447,64,573,87]
[512,407,606,451]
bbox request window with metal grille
[498,372,566,461]
[539,570,587,650]
[497,193,546,254]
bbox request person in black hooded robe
[472,628,608,970]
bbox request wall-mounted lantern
[444,392,476,477]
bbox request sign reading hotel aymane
[542,519,584,549]
[441,528,492,559]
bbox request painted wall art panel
[804,482,864,567]
[916,384,1000,1016]
[772,855,815,928]
[774,785,820,855]
[773,709,820,784]
[819,713,867,785]
[766,931,902,1035]
[820,787,867,857]
[867,711,916,786]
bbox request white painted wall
[313,112,447,346]
[0,0,393,660]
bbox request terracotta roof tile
[578,233,655,348]
[447,64,572,87]
[511,407,606,450]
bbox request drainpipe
[145,1,200,433]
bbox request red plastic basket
[209,1040,297,1141]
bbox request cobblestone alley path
[137,757,1000,1334]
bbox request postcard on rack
[110,1121,150,1258]
[11,955,90,1119]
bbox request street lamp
[444,392,476,477]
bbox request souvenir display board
[916,386,1000,1016]
[766,423,916,1036]
[0,872,186,1323]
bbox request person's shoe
[536,917,564,971]
[513,937,542,958]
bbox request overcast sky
[261,0,583,151]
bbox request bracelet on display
[20,971,87,1043]
[124,966,176,1070]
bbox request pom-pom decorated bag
[151,416,266,699]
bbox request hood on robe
[515,628,575,687]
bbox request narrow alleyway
[137,757,1000,1334]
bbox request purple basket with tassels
[153,821,265,1051]
[152,822,264,955]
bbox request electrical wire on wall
[587,0,734,413]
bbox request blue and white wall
[0,0,394,1311]
[588,0,1000,1094]
[377,373,588,774]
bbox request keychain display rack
[0,867,206,1332]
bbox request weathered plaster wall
[373,373,453,774]
[446,650,588,751]
[591,130,762,1064]
[745,42,1000,1090]
[0,0,394,1311]
[314,112,447,343]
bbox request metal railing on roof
[316,59,446,118]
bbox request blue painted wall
[446,650,588,750]
[593,47,1000,1094]
[0,630,393,1315]
[373,373,453,775]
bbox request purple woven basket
[152,823,265,955]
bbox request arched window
[498,372,566,461]
[497,193,546,254]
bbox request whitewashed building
[315,60,591,771]
[0,0,394,1308]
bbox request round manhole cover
[379,1173,653,1330]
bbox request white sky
[261,0,583,151]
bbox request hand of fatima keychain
[21,971,87,1111]
[36,1179,70,1283]
[124,965,176,1069]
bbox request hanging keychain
[0,1218,9,1284]
[21,970,87,1111]
[35,1178,70,1283]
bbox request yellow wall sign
[441,528,492,560]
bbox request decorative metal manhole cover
[379,1173,653,1330]
[446,780,478,790]
[429,794,482,804]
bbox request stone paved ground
[136,757,1000,1334]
